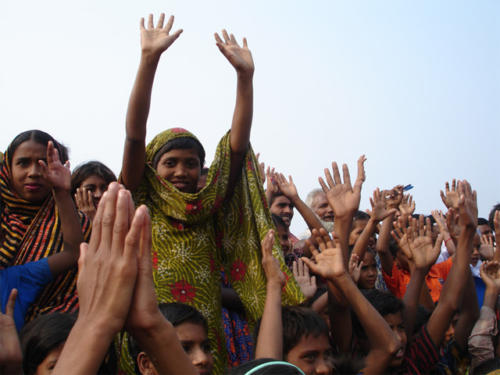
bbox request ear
[137,352,158,375]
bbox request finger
[452,179,456,192]
[369,197,375,209]
[305,238,319,259]
[46,141,55,165]
[222,29,230,43]
[124,205,147,263]
[148,14,154,29]
[243,37,248,48]
[229,33,238,45]
[303,260,310,277]
[301,257,318,275]
[261,229,275,257]
[424,217,431,238]
[440,191,447,206]
[5,288,18,316]
[140,17,145,30]
[289,175,294,185]
[95,182,120,252]
[332,162,341,185]
[292,260,298,277]
[318,177,329,194]
[157,13,165,29]
[214,32,223,44]
[111,188,132,256]
[165,15,174,32]
[342,164,352,189]
[310,275,316,288]
[325,167,335,189]
[86,189,94,208]
[355,155,367,190]
[138,205,152,261]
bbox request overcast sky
[1,0,498,234]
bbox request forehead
[352,219,369,230]
[272,196,292,206]
[384,312,403,326]
[291,333,331,354]
[159,148,200,161]
[174,322,208,341]
[362,251,376,264]
[81,175,107,186]
[12,140,46,159]
[312,192,327,207]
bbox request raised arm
[275,173,323,232]
[432,210,456,257]
[426,180,477,348]
[255,230,286,360]
[214,30,254,191]
[122,14,183,191]
[303,229,400,375]
[42,141,84,276]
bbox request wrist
[140,51,161,65]
[237,70,254,81]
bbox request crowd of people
[1,12,499,375]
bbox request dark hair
[70,161,117,195]
[488,204,500,231]
[228,358,304,375]
[478,217,489,226]
[20,313,116,375]
[353,210,370,222]
[129,303,208,373]
[201,167,209,176]
[152,137,205,169]
[7,130,68,165]
[254,306,329,358]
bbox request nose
[283,205,293,214]
[191,347,210,368]
[174,164,188,177]
[315,358,332,375]
[28,162,43,178]
[94,187,105,199]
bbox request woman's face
[11,140,51,203]
[156,148,201,194]
[35,343,64,375]
[80,174,108,207]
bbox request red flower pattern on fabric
[170,127,188,134]
[170,280,196,303]
[231,259,247,281]
[152,251,158,270]
[186,200,203,214]
[282,271,290,292]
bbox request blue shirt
[0,258,53,331]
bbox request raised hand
[456,180,477,229]
[303,228,346,280]
[140,14,183,58]
[75,187,97,220]
[446,208,461,240]
[479,234,495,261]
[256,153,266,184]
[431,210,449,236]
[40,141,71,192]
[214,30,254,77]
[367,188,397,222]
[266,167,279,195]
[261,230,285,287]
[399,194,415,217]
[0,289,22,374]
[384,185,404,210]
[348,253,363,283]
[292,259,317,299]
[318,155,366,220]
[275,173,299,200]
[480,261,500,292]
[440,179,460,210]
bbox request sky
[1,0,498,234]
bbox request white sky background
[1,0,498,234]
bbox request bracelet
[445,237,453,245]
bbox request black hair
[129,303,208,374]
[254,306,329,358]
[473,357,500,375]
[152,137,206,169]
[70,161,117,195]
[488,204,500,231]
[478,217,489,226]
[7,130,68,165]
[353,210,370,222]
[228,358,304,375]
[20,312,116,375]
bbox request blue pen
[403,184,413,191]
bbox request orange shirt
[383,257,453,303]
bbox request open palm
[215,30,254,76]
[140,14,183,57]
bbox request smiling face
[10,140,51,203]
[311,192,334,222]
[285,333,333,375]
[270,195,294,227]
[156,148,201,194]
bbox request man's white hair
[305,188,324,208]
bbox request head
[71,161,116,207]
[306,190,334,222]
[20,313,116,375]
[229,358,305,375]
[272,213,291,254]
[269,193,294,228]
[149,129,205,194]
[471,232,481,266]
[361,290,406,368]
[357,250,377,290]
[348,211,370,247]
[130,303,213,375]
[488,204,500,232]
[281,306,333,375]
[6,130,68,203]
[478,217,493,236]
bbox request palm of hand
[313,248,345,279]
[326,186,359,218]
[279,182,297,198]
[46,162,71,190]
[296,275,316,299]
[141,29,177,55]
[222,44,254,74]
[444,191,460,209]
[400,202,415,217]
[372,202,389,221]
[263,256,285,286]
[409,236,434,269]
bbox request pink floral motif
[170,280,196,303]
[152,251,158,270]
[186,200,203,214]
[170,127,188,134]
[282,271,290,292]
[171,219,184,231]
[247,159,254,171]
[231,259,247,281]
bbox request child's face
[80,174,108,207]
[285,333,333,375]
[348,219,368,247]
[358,252,377,290]
[35,343,64,375]
[156,148,201,194]
[384,311,407,369]
[175,322,213,375]
[471,234,481,266]
[11,140,51,203]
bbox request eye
[186,159,200,168]
[302,353,317,363]
[181,342,193,354]
[163,159,176,167]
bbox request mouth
[171,181,189,190]
[395,347,405,359]
[197,369,211,375]
[322,214,335,221]
[25,183,43,192]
